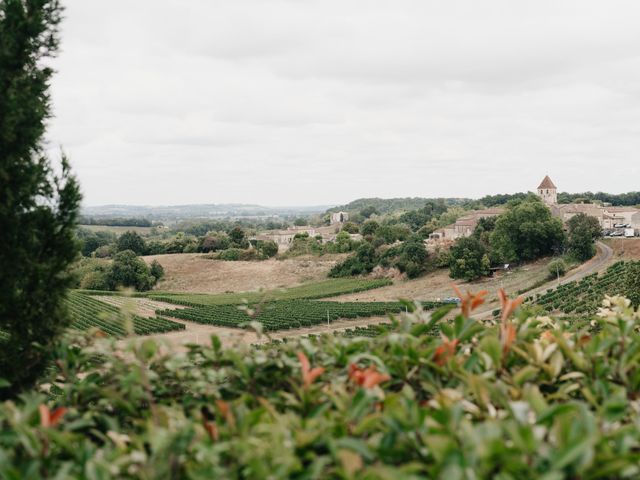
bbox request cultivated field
[148,278,392,305]
[142,253,348,293]
[66,291,184,336]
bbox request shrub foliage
[2,294,640,477]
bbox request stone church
[536,175,639,233]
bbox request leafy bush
[258,240,279,258]
[105,250,156,291]
[548,259,567,278]
[387,235,429,278]
[218,248,243,261]
[79,270,109,290]
[3,294,640,477]
[329,243,377,277]
[360,219,380,236]
[199,232,231,253]
[341,222,359,234]
[149,260,165,282]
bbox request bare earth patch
[325,258,555,303]
[142,253,348,294]
[604,238,640,260]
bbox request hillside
[326,197,470,215]
[142,253,349,293]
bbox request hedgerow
[2,293,640,477]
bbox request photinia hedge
[1,293,640,477]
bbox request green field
[157,300,442,331]
[66,291,184,337]
[77,278,394,306]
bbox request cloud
[48,0,640,206]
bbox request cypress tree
[0,0,81,396]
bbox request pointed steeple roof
[537,175,556,190]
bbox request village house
[427,207,505,248]
[427,174,639,250]
[253,226,317,251]
[538,175,640,235]
[252,224,362,252]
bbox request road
[472,240,614,319]
[528,240,613,296]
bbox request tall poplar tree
[0,0,81,396]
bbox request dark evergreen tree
[0,0,81,397]
[116,230,146,255]
[149,260,165,282]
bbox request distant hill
[326,197,471,215]
[82,204,333,221]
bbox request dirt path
[525,241,612,297]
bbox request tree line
[448,197,602,281]
[78,216,154,227]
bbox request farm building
[427,208,504,247]
[330,211,349,225]
[253,226,317,251]
[252,224,360,252]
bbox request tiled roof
[537,175,557,189]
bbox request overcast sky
[48,0,640,207]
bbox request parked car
[442,297,461,304]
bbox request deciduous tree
[490,199,565,263]
[567,213,601,261]
[449,237,490,281]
